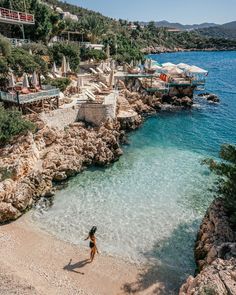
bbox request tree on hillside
[204,144,236,226]
[80,15,107,43]
[0,34,11,57]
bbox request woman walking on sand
[85,226,99,262]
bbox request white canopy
[152,65,163,71]
[162,62,176,67]
[187,66,208,74]
[167,67,184,75]
[177,63,191,70]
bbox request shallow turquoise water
[32,51,236,293]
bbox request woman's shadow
[63,258,91,275]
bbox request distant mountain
[198,21,236,40]
[139,20,218,31]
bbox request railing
[0,88,60,104]
[8,38,31,46]
[0,7,34,25]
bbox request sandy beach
[0,214,164,295]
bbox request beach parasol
[8,72,15,88]
[61,55,67,75]
[187,66,208,74]
[109,70,115,88]
[167,67,184,75]
[52,62,58,75]
[177,63,191,70]
[110,59,116,70]
[66,60,72,73]
[31,71,38,86]
[23,73,30,88]
[77,76,84,88]
[106,44,110,59]
[162,62,176,67]
[144,59,149,69]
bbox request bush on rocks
[0,105,35,146]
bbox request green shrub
[44,77,70,92]
[80,47,106,61]
[49,42,80,72]
[0,105,35,145]
[203,144,236,226]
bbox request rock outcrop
[179,199,236,295]
[0,116,122,223]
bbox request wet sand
[0,214,164,295]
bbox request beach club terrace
[119,59,209,94]
[0,82,60,113]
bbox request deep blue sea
[32,51,236,294]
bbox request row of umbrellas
[8,71,39,88]
[53,56,72,75]
[142,59,208,75]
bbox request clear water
[32,51,236,293]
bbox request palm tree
[81,16,107,43]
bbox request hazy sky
[66,0,235,24]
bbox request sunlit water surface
[31,51,236,292]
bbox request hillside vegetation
[198,21,236,40]
[0,0,235,63]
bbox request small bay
[32,51,236,292]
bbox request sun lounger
[85,89,96,101]
[96,67,104,74]
[90,68,98,75]
[99,82,108,89]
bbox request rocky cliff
[179,199,236,295]
[0,116,122,223]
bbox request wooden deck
[0,87,60,105]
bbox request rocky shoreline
[142,46,236,55]
[1,82,233,294]
[0,82,195,223]
[180,199,236,295]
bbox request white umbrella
[148,59,153,69]
[106,44,110,59]
[177,63,191,70]
[162,62,176,67]
[52,62,58,74]
[66,60,72,73]
[130,60,134,68]
[61,55,67,75]
[29,49,33,55]
[187,66,208,74]
[23,73,30,88]
[31,71,38,86]
[110,60,116,70]
[168,67,184,75]
[144,59,149,69]
[8,72,15,88]
[109,70,115,87]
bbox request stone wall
[77,91,117,126]
[40,108,78,130]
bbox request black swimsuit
[89,241,95,248]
